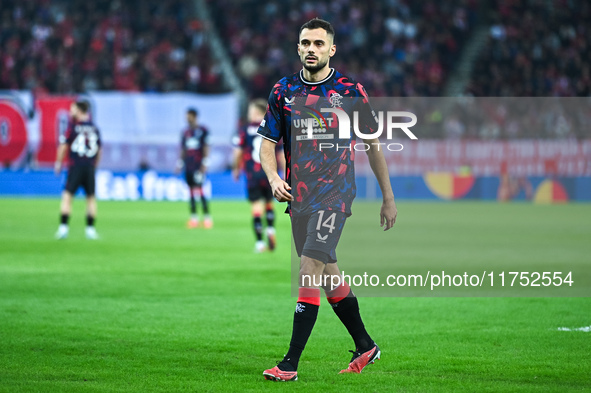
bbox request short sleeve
[257,85,283,143]
[60,121,75,145]
[202,127,210,146]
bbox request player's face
[187,113,197,125]
[298,28,335,72]
[69,103,78,119]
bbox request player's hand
[175,159,183,174]
[232,169,240,181]
[270,176,293,202]
[380,198,397,231]
[54,162,61,176]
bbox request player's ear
[329,43,336,57]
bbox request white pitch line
[557,326,591,332]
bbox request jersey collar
[299,68,335,86]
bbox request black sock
[86,215,95,227]
[253,216,263,241]
[201,195,209,215]
[281,301,319,371]
[266,208,275,227]
[331,291,373,351]
[190,195,196,214]
[60,214,69,225]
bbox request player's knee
[302,249,329,264]
[300,251,329,276]
[299,259,325,287]
[251,202,263,216]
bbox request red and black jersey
[257,68,378,217]
[60,119,101,167]
[181,125,209,170]
[234,122,267,187]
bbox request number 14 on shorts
[316,210,336,242]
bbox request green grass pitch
[0,198,589,392]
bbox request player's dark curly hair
[299,18,335,41]
[75,101,90,113]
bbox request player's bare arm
[232,147,243,181]
[276,149,286,180]
[176,149,185,174]
[202,145,210,173]
[366,139,397,231]
[95,147,102,168]
[54,143,68,175]
[260,138,292,202]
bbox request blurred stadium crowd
[213,0,477,98]
[1,0,589,139]
[0,0,223,93]
[468,0,590,96]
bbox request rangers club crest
[329,92,343,108]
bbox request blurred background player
[177,108,212,229]
[232,99,284,253]
[54,101,101,240]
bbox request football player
[177,108,212,229]
[54,101,101,240]
[258,18,397,381]
[233,99,283,252]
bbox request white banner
[0,90,239,172]
[89,92,238,172]
[87,92,238,145]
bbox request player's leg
[56,167,79,239]
[263,214,323,381]
[198,191,213,229]
[263,186,276,251]
[85,195,99,239]
[190,187,197,217]
[194,171,212,229]
[185,170,199,228]
[265,211,342,381]
[56,191,73,239]
[250,199,266,253]
[194,185,211,228]
[188,187,199,228]
[83,166,99,239]
[264,253,324,381]
[283,254,325,368]
[322,262,380,373]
